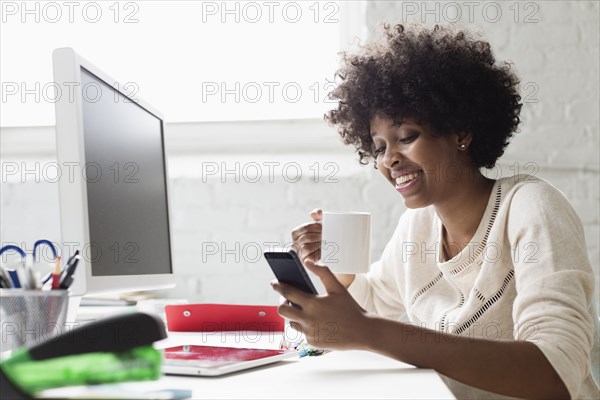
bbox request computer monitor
[53,48,175,300]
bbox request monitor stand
[68,294,139,324]
[80,298,137,307]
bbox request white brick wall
[1,1,598,305]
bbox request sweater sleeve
[347,214,407,320]
[507,179,595,399]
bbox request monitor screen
[80,67,172,276]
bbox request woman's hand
[291,208,323,265]
[271,259,371,350]
[291,208,356,288]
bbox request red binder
[165,304,284,332]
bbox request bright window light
[0,1,365,126]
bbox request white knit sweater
[348,175,600,399]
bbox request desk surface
[42,314,456,399]
[159,330,453,398]
[41,348,455,399]
[158,349,455,399]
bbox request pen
[26,265,40,290]
[41,250,78,285]
[7,269,21,288]
[51,256,62,290]
[0,245,26,289]
[0,271,10,288]
[42,251,75,286]
[19,256,36,290]
[60,250,79,279]
[18,262,34,290]
[0,265,12,288]
[60,253,80,289]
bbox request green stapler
[0,312,167,399]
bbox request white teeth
[395,172,419,186]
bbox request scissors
[0,240,58,289]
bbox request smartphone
[264,250,318,295]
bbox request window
[0,1,366,126]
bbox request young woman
[271,24,599,399]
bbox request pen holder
[0,290,69,354]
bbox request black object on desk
[30,312,166,360]
[0,312,167,399]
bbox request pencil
[51,256,62,290]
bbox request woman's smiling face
[370,114,471,209]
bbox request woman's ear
[454,131,472,150]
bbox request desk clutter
[165,303,325,358]
[0,293,323,397]
[0,241,83,358]
[0,241,80,290]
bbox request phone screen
[264,250,318,295]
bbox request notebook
[161,345,296,376]
[162,304,297,376]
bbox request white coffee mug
[320,211,371,274]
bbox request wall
[1,1,598,304]
[1,120,402,304]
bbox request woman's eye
[373,146,386,156]
[398,134,417,144]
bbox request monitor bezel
[53,47,176,296]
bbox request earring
[459,144,468,150]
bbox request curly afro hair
[325,24,522,169]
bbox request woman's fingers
[292,233,322,248]
[291,222,322,241]
[277,300,303,321]
[289,321,304,334]
[291,221,323,266]
[289,247,320,269]
[291,210,324,264]
[309,208,323,222]
[304,260,345,294]
[296,241,321,260]
[271,281,313,309]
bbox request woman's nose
[382,144,402,169]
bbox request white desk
[40,346,455,399]
[156,331,455,399]
[155,349,456,399]
[42,311,456,399]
